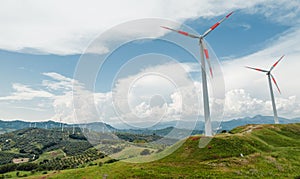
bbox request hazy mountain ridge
[1,115,299,135]
[0,120,115,134]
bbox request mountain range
[1,115,299,135]
[112,115,300,131]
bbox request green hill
[13,123,298,179]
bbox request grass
[4,123,300,178]
[34,149,66,163]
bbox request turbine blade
[202,41,210,59]
[270,55,284,71]
[202,11,234,37]
[202,42,213,77]
[271,74,281,94]
[160,26,200,38]
[206,58,213,78]
[245,66,268,73]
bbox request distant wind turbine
[60,117,64,132]
[245,55,285,124]
[161,12,234,136]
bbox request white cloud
[0,83,53,101]
[223,89,300,119]
[239,24,251,31]
[109,62,197,125]
[42,72,104,124]
[42,72,75,91]
[2,0,297,55]
[242,0,300,25]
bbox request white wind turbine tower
[60,117,64,132]
[246,55,285,124]
[161,12,234,136]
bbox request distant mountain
[1,115,299,135]
[220,115,300,131]
[0,120,64,134]
[111,115,300,132]
[0,120,116,134]
[112,120,186,130]
[119,127,203,137]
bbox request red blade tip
[204,49,209,59]
[226,11,234,18]
[178,30,189,36]
[160,26,169,29]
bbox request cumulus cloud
[109,62,198,125]
[224,89,300,119]
[42,72,105,124]
[1,64,300,124]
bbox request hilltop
[6,122,297,178]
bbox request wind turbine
[161,12,234,136]
[60,117,64,132]
[245,55,284,124]
[72,124,75,134]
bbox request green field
[7,123,296,179]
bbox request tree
[140,149,150,155]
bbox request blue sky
[0,1,300,125]
[187,12,290,59]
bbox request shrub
[16,163,38,171]
[140,149,150,155]
[0,163,17,174]
[104,159,118,164]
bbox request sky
[0,0,300,127]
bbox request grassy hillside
[16,123,299,179]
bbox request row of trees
[0,149,105,174]
[0,128,93,165]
